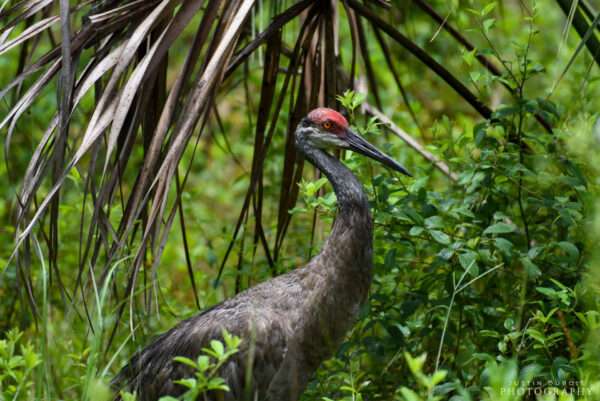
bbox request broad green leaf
[430,230,451,245]
[526,328,546,344]
[479,330,500,337]
[173,356,197,368]
[557,241,579,262]
[197,355,210,371]
[484,223,516,235]
[399,387,423,401]
[536,287,557,298]
[409,226,424,236]
[210,340,225,357]
[494,238,513,256]
[424,215,444,229]
[459,251,479,273]
[174,378,197,389]
[521,257,541,279]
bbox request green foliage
[117,331,241,401]
[0,329,40,401]
[337,90,367,115]
[481,359,538,401]
[398,353,449,401]
[157,331,241,401]
[302,27,593,397]
[291,177,337,216]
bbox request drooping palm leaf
[556,0,600,67]
[554,0,600,93]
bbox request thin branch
[362,102,458,181]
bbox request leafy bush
[302,76,591,399]
[158,331,241,401]
[0,329,40,401]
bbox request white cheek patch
[310,133,348,149]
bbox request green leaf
[438,248,455,260]
[459,251,478,272]
[429,230,451,245]
[122,391,139,401]
[492,106,519,119]
[503,318,515,331]
[462,49,477,66]
[424,215,444,229]
[399,387,423,401]
[557,241,579,262]
[483,223,516,235]
[394,323,411,337]
[173,378,197,389]
[22,346,40,370]
[494,238,513,256]
[483,18,496,34]
[521,257,541,279]
[173,356,197,369]
[404,353,427,375]
[528,245,543,260]
[207,377,229,391]
[526,328,546,344]
[470,71,481,83]
[86,379,112,401]
[409,226,424,236]
[197,355,210,372]
[536,287,557,298]
[481,2,496,16]
[336,89,366,112]
[405,208,425,225]
[431,370,448,386]
[384,249,397,268]
[479,330,500,338]
[210,340,225,357]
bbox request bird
[112,107,411,401]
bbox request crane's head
[296,107,411,176]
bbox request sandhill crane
[112,108,411,401]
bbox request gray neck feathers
[301,146,368,212]
[294,129,374,361]
[298,143,373,275]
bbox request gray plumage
[112,108,409,401]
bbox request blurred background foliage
[0,0,600,400]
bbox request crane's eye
[322,121,332,130]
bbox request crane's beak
[345,130,412,176]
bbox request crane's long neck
[301,145,373,278]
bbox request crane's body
[113,108,409,401]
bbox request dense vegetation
[1,0,599,400]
